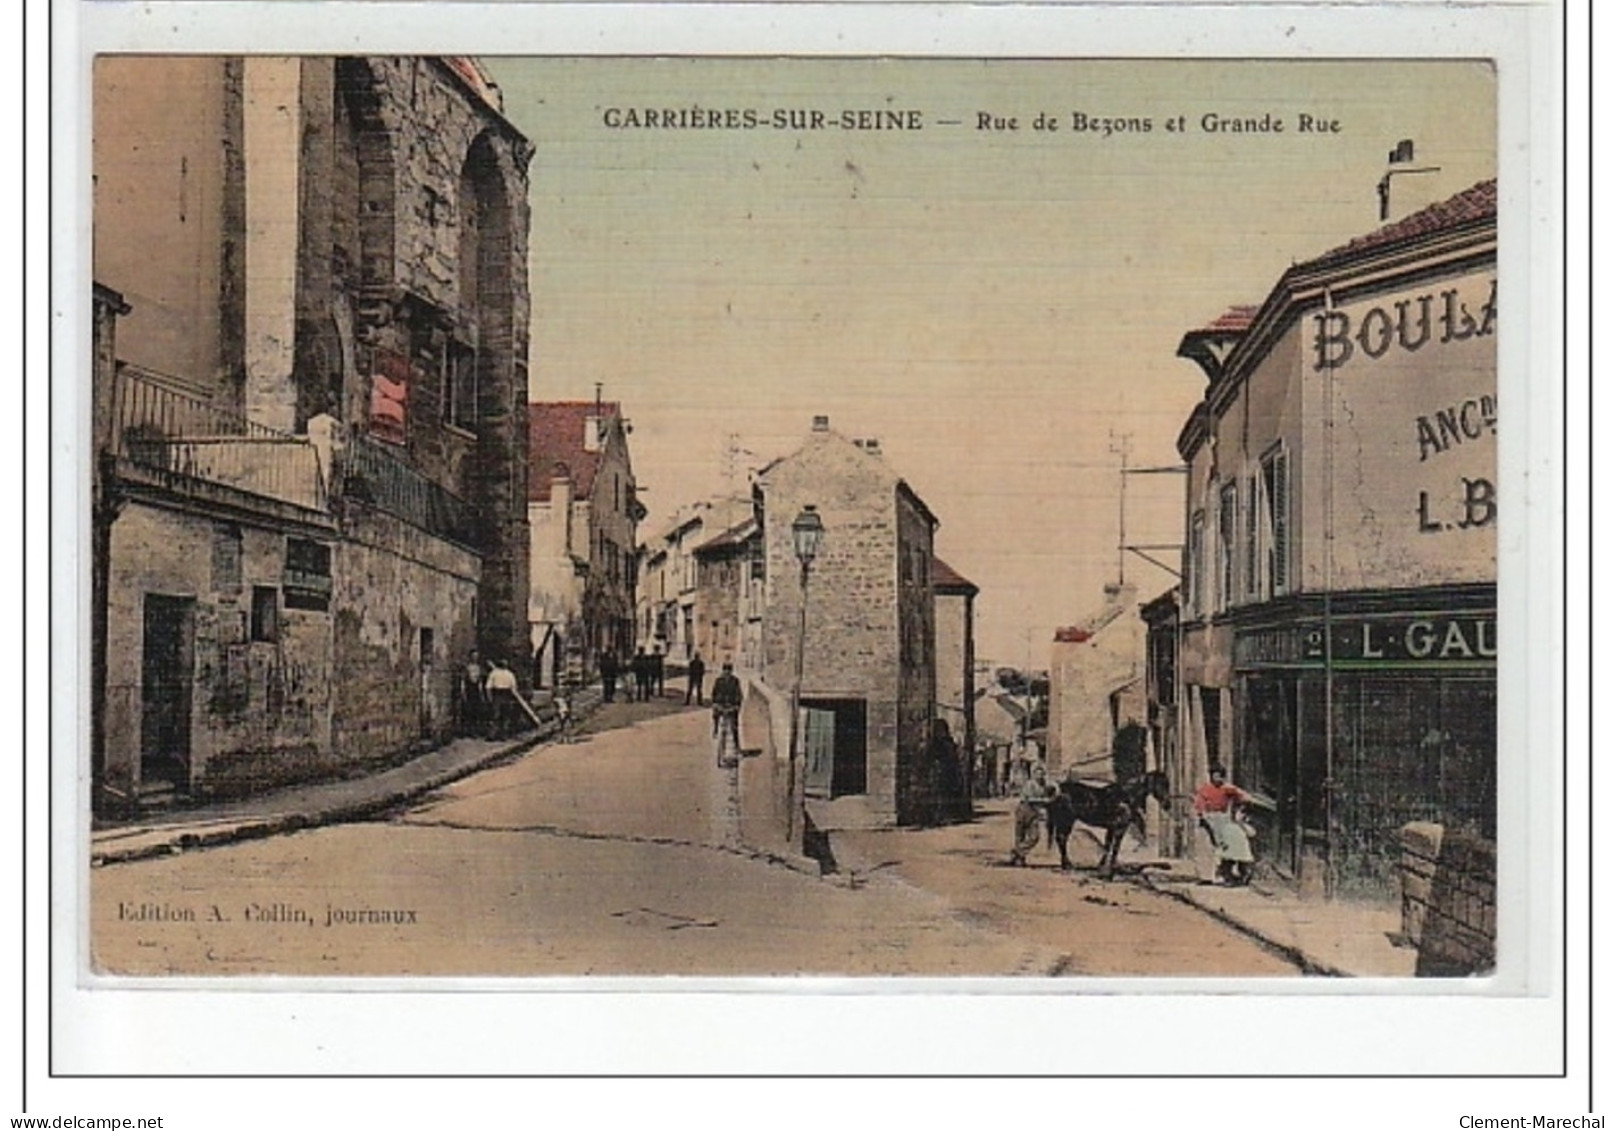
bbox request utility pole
[1110,430,1132,585]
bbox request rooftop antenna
[723,432,756,497]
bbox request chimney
[812,415,830,432]
[1375,138,1442,223]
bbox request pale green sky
[482,57,1496,662]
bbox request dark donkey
[1047,770,1171,879]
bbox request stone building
[691,513,765,672]
[932,557,979,799]
[754,418,946,827]
[1046,581,1147,782]
[91,56,533,809]
[1172,178,1496,893]
[526,399,643,685]
[1139,587,1187,854]
[638,496,752,665]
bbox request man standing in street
[631,647,649,701]
[458,650,487,737]
[710,661,743,766]
[599,649,619,703]
[484,658,521,740]
[685,651,706,706]
[1009,761,1055,866]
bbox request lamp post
[786,505,824,850]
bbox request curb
[90,729,553,869]
[1136,871,1348,977]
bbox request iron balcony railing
[339,433,479,549]
[107,366,327,513]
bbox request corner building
[1173,181,1496,891]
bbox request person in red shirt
[1195,765,1255,885]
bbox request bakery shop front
[1232,584,1495,892]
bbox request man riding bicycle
[710,661,743,767]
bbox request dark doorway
[140,594,195,792]
[801,698,868,799]
[1243,676,1300,877]
[419,627,435,738]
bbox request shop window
[250,586,280,643]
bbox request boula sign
[1312,277,1496,372]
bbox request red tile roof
[1318,179,1497,264]
[1205,305,1259,334]
[528,401,620,503]
[932,556,978,595]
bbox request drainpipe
[1322,285,1338,900]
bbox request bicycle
[713,706,740,767]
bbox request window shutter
[1271,450,1290,593]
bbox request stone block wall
[330,506,481,765]
[305,56,533,677]
[760,434,900,697]
[696,552,744,666]
[104,501,338,798]
[894,487,939,825]
[757,430,948,825]
[1399,822,1497,976]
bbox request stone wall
[1399,822,1497,976]
[935,589,973,749]
[756,430,948,825]
[696,551,744,667]
[894,488,938,825]
[104,501,338,798]
[759,432,901,821]
[330,506,482,765]
[307,56,533,677]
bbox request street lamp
[786,505,824,849]
[791,505,825,571]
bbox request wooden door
[802,706,835,798]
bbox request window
[443,340,477,432]
[1217,480,1237,612]
[1186,510,1205,617]
[1244,476,1260,598]
[283,538,332,611]
[212,524,243,595]
[250,586,280,643]
[1260,446,1291,596]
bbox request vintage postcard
[51,0,1568,1088]
[85,50,1502,978]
